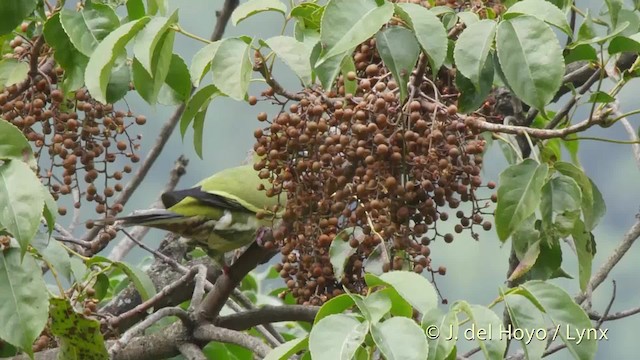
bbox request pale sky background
[62,1,640,358]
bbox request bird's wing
[195,165,285,214]
[161,187,251,213]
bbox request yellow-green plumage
[114,164,284,261]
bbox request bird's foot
[222,264,231,275]
[255,227,270,247]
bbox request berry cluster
[253,34,496,305]
[1,32,144,225]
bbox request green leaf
[341,56,357,95]
[364,276,413,318]
[84,17,150,104]
[0,160,44,254]
[570,21,630,49]
[371,317,429,360]
[93,273,110,301]
[314,47,349,90]
[377,271,438,314]
[577,10,596,42]
[309,314,368,360]
[158,54,191,105]
[504,0,572,35]
[0,119,33,162]
[564,44,597,64]
[317,0,393,64]
[561,134,580,165]
[362,291,392,324]
[453,302,506,360]
[146,0,168,16]
[540,175,582,236]
[518,281,597,359]
[609,32,640,54]
[179,84,222,137]
[105,55,131,104]
[41,186,57,238]
[457,11,480,26]
[192,106,207,159]
[375,26,421,103]
[231,0,287,25]
[618,9,640,36]
[0,250,48,356]
[495,159,549,241]
[588,91,616,103]
[329,227,360,280]
[572,220,595,292]
[70,257,88,282]
[395,4,448,74]
[211,37,252,100]
[0,59,28,91]
[265,337,309,360]
[422,308,457,360]
[290,2,324,30]
[456,54,494,113]
[509,240,541,282]
[112,261,156,301]
[132,29,175,104]
[49,297,108,359]
[133,13,177,76]
[126,0,145,20]
[502,294,546,360]
[37,239,73,283]
[265,36,313,86]
[605,0,624,29]
[43,13,89,92]
[0,0,37,36]
[453,19,496,89]
[512,215,539,259]
[530,234,563,280]
[496,16,565,111]
[59,3,120,56]
[554,162,606,231]
[314,294,355,324]
[190,41,221,87]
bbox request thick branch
[193,324,271,358]
[195,240,277,322]
[216,305,319,330]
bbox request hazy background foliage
[67,0,638,357]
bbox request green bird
[111,163,284,265]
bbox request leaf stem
[170,25,212,44]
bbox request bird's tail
[95,209,184,228]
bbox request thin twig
[105,267,201,328]
[108,156,189,261]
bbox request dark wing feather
[161,187,252,213]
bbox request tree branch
[216,305,318,330]
[178,342,208,360]
[193,324,271,358]
[195,240,277,322]
[575,215,640,305]
[465,114,604,140]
